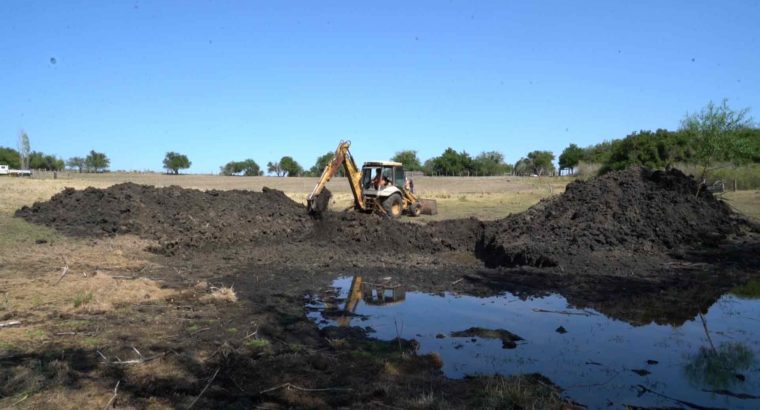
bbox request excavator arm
[307,141,367,215]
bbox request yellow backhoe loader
[307,141,436,218]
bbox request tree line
[4,101,756,179]
[558,100,760,180]
[0,146,110,173]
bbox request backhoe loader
[307,141,436,218]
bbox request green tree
[681,99,754,188]
[221,159,262,176]
[526,150,556,176]
[391,150,422,171]
[309,151,344,177]
[279,156,303,177]
[66,156,86,173]
[163,152,191,175]
[85,150,110,173]
[582,140,615,164]
[473,151,511,176]
[221,161,242,176]
[559,144,584,174]
[0,147,21,169]
[28,152,64,171]
[513,158,532,176]
[600,130,668,173]
[736,128,760,163]
[239,159,263,176]
[429,148,475,176]
[267,161,284,176]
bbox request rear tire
[382,194,403,219]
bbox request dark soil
[15,184,312,255]
[11,167,760,408]
[477,167,754,272]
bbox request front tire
[408,202,422,217]
[382,194,403,219]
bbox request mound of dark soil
[15,183,311,255]
[15,182,482,256]
[477,167,750,270]
[15,168,752,270]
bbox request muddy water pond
[307,277,760,409]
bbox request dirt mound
[15,183,481,256]
[15,183,311,255]
[15,168,751,270]
[477,167,749,270]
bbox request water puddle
[307,276,760,409]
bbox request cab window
[382,167,393,185]
[394,167,405,188]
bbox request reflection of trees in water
[730,279,760,300]
[684,313,755,390]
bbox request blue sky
[1,0,758,173]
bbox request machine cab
[361,161,405,197]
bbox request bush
[676,163,760,190]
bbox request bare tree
[17,130,30,170]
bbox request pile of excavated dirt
[15,183,481,256]
[15,183,312,255]
[16,168,753,270]
[477,167,752,270]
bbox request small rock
[555,326,567,334]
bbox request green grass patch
[26,329,46,341]
[56,319,91,331]
[0,215,61,247]
[72,291,93,308]
[245,339,270,350]
[81,336,101,348]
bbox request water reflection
[684,342,755,391]
[731,279,760,300]
[307,276,760,409]
[683,312,756,392]
[318,276,406,327]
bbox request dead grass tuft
[203,285,238,303]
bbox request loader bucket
[419,199,438,215]
[307,188,332,217]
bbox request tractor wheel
[382,194,403,219]
[408,202,422,217]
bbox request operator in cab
[372,170,389,189]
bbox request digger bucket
[307,188,332,217]
[419,199,438,215]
